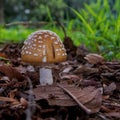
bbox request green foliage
[0,25,66,43]
[70,0,120,60]
[0,26,35,43]
[71,8,94,34]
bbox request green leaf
[71,8,94,34]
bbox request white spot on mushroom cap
[43,50,46,56]
[60,44,63,47]
[34,39,37,42]
[62,53,66,56]
[38,41,43,43]
[44,35,49,38]
[38,36,42,39]
[38,45,42,48]
[33,44,36,47]
[62,48,65,50]
[43,45,46,48]
[32,30,59,39]
[55,48,62,51]
[54,41,59,44]
[51,37,55,40]
[34,35,38,38]
[42,56,47,62]
[26,51,29,54]
[38,49,41,51]
[33,48,36,50]
[29,52,32,54]
[56,49,59,51]
[34,53,38,57]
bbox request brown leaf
[63,37,77,54]
[20,97,28,107]
[60,74,80,81]
[84,53,105,64]
[61,66,73,73]
[0,96,20,105]
[0,52,8,58]
[104,82,116,95]
[101,105,111,112]
[74,65,99,75]
[63,37,77,59]
[80,79,101,88]
[76,45,89,63]
[105,112,120,118]
[0,65,25,81]
[31,84,102,113]
[9,89,18,98]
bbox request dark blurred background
[0,0,116,24]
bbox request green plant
[0,26,35,43]
[71,0,120,60]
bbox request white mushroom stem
[39,67,53,85]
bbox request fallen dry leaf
[20,97,28,107]
[31,84,102,114]
[0,52,8,58]
[60,74,80,81]
[105,112,120,119]
[61,66,73,73]
[0,65,25,81]
[103,82,116,95]
[0,43,120,119]
[0,96,20,105]
[9,89,18,98]
[63,36,77,60]
[84,53,105,64]
[73,65,99,75]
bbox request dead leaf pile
[0,43,119,120]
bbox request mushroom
[21,30,67,85]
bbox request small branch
[0,44,10,52]
[25,77,35,120]
[97,112,110,120]
[56,20,67,37]
[4,21,57,27]
[57,83,92,114]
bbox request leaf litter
[0,39,119,120]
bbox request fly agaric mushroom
[21,30,67,85]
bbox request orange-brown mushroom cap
[21,30,67,65]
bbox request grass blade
[71,8,94,34]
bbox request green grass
[0,25,83,45]
[0,26,35,43]
[70,0,120,60]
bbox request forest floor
[0,37,120,120]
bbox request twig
[57,83,92,114]
[4,21,57,27]
[25,77,35,120]
[97,112,110,120]
[0,44,10,52]
[103,102,120,108]
[56,20,67,37]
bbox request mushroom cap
[21,30,67,65]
